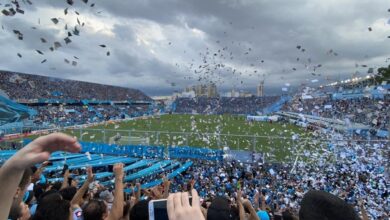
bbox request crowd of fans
[0,70,155,127]
[282,88,389,132]
[0,132,388,220]
[0,71,151,101]
[0,72,389,219]
[31,105,150,127]
[174,96,280,115]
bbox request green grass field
[2,114,325,162]
[60,114,320,161]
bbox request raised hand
[254,191,260,202]
[167,189,205,220]
[242,199,254,209]
[189,179,195,190]
[64,169,70,178]
[113,163,124,180]
[109,163,125,220]
[150,185,163,199]
[11,133,81,170]
[163,175,171,198]
[236,190,243,204]
[0,133,80,220]
[253,191,260,210]
[135,182,141,203]
[87,167,94,183]
[236,190,245,220]
[242,199,260,220]
[260,192,266,202]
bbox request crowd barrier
[79,142,165,159]
[23,139,224,161]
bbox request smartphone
[124,192,130,201]
[67,177,73,186]
[61,164,69,175]
[108,165,114,172]
[149,197,192,220]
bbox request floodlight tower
[258,74,268,115]
[257,80,265,97]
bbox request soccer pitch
[63,114,319,162]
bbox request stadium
[0,1,389,220]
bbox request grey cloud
[0,0,389,96]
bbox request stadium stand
[0,75,389,220]
[32,104,150,126]
[173,96,280,115]
[281,84,389,139]
[0,70,154,129]
[0,71,152,101]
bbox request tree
[377,65,390,83]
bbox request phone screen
[149,197,192,220]
[149,200,169,220]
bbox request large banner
[246,115,279,122]
[168,146,224,161]
[79,142,164,158]
[224,150,264,164]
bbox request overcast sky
[0,0,389,96]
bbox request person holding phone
[148,189,203,220]
[167,189,204,220]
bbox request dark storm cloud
[1,17,63,52]
[0,0,389,96]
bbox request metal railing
[64,128,390,163]
[1,127,388,164]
